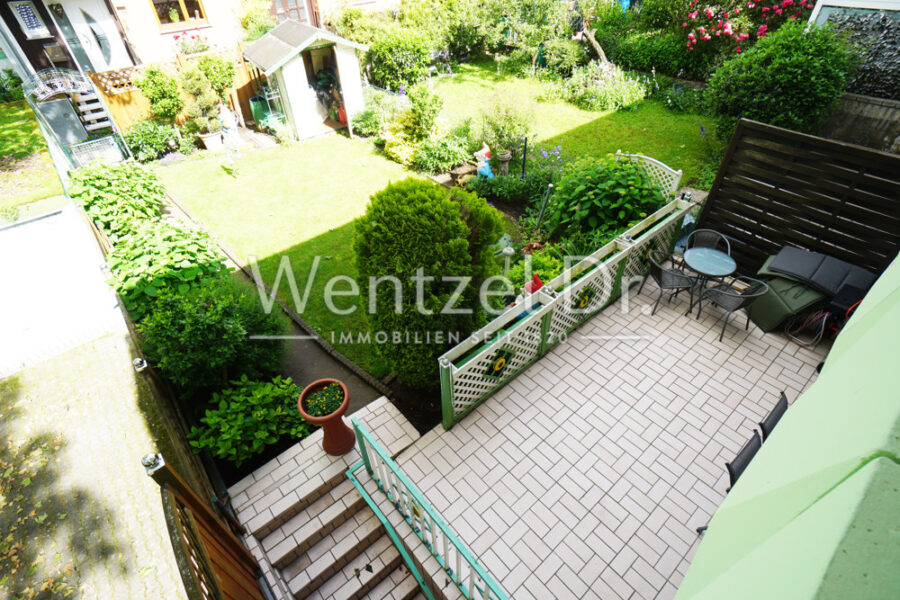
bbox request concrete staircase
[228,398,426,600]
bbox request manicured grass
[159,64,716,379]
[0,101,63,209]
[432,61,716,185]
[156,134,414,378]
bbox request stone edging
[163,191,394,399]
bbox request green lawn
[0,101,64,210]
[159,63,716,380]
[156,134,413,378]
[432,61,716,185]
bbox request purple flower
[541,149,548,158]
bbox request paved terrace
[395,286,828,599]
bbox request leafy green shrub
[303,382,344,417]
[705,21,858,136]
[544,154,667,239]
[413,134,469,173]
[542,38,587,77]
[465,173,550,206]
[654,82,705,113]
[639,0,691,31]
[0,69,24,102]
[544,61,647,111]
[613,30,686,77]
[330,7,394,45]
[407,84,443,139]
[366,29,430,91]
[354,179,502,388]
[135,67,183,123]
[107,220,226,318]
[195,55,235,100]
[352,108,382,136]
[124,119,193,162]
[508,248,565,287]
[138,278,287,399]
[188,376,309,466]
[181,66,222,134]
[381,84,444,166]
[69,162,165,241]
[239,0,276,41]
[480,100,532,155]
[497,49,536,77]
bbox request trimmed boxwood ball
[353,179,503,389]
[704,21,859,137]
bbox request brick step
[306,533,402,600]
[361,566,422,600]
[243,455,352,539]
[285,507,385,599]
[263,478,367,569]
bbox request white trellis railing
[349,420,508,600]
[438,196,697,429]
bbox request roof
[242,21,367,76]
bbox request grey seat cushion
[766,246,876,298]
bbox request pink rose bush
[683,0,813,53]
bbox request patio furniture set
[639,228,770,342]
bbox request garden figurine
[475,142,494,179]
[217,102,241,161]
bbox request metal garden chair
[638,249,698,316]
[695,276,770,341]
[697,429,762,534]
[686,228,731,255]
[759,392,789,441]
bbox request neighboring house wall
[295,0,401,27]
[111,0,245,64]
[270,0,318,26]
[0,0,76,72]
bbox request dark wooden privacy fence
[697,119,900,276]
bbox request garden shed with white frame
[242,20,367,140]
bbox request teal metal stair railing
[347,419,509,600]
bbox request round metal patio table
[684,247,737,316]
[683,247,737,278]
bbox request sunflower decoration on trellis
[484,347,516,379]
[573,285,597,311]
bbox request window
[8,1,51,39]
[152,0,206,27]
[272,0,307,23]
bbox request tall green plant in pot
[481,99,532,175]
[181,66,223,149]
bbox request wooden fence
[821,93,900,155]
[89,45,264,131]
[698,119,900,276]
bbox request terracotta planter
[497,151,512,176]
[297,379,355,456]
[198,131,224,151]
